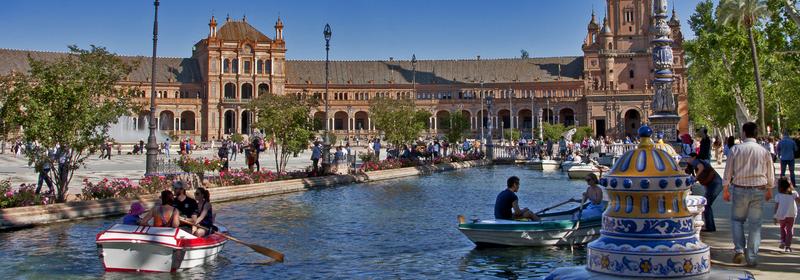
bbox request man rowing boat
[494,176,540,221]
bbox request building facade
[0,0,688,142]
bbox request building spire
[669,6,680,26]
[208,15,218,38]
[588,8,599,29]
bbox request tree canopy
[369,98,430,146]
[249,93,317,173]
[686,0,800,134]
[0,45,138,201]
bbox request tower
[208,16,217,38]
[275,17,284,41]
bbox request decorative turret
[585,10,600,46]
[588,9,599,30]
[669,7,680,27]
[600,17,613,50]
[208,15,217,38]
[275,17,284,41]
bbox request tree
[443,111,471,143]
[0,45,137,202]
[719,0,772,134]
[369,98,429,146]
[520,49,530,59]
[249,93,317,173]
[503,129,522,142]
[572,126,595,142]
[783,0,800,27]
[542,123,568,141]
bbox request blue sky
[1,0,703,60]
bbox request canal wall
[0,159,490,230]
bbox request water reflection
[460,246,587,279]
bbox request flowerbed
[80,178,143,200]
[177,156,223,174]
[212,169,310,186]
[0,180,50,208]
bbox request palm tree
[718,0,770,135]
[784,0,800,27]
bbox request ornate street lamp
[486,93,494,159]
[145,0,160,175]
[322,24,332,168]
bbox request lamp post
[479,80,485,143]
[486,93,494,159]
[145,0,160,175]
[322,24,332,168]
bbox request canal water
[0,165,589,279]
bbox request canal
[0,165,589,279]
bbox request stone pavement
[0,146,384,194]
[693,161,800,279]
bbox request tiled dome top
[606,126,684,178]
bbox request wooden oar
[535,198,579,215]
[180,218,285,262]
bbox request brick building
[0,0,688,142]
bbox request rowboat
[530,159,560,171]
[458,205,602,247]
[565,164,609,179]
[560,160,581,171]
[96,224,228,273]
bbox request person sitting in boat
[171,181,198,222]
[572,152,583,164]
[494,176,540,221]
[192,187,217,237]
[574,173,605,221]
[141,190,180,228]
[122,202,146,225]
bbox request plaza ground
[0,146,385,195]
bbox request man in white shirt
[722,122,775,267]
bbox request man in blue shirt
[494,176,539,220]
[373,139,381,160]
[777,131,798,186]
[311,141,321,175]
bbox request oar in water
[180,218,285,262]
[535,198,580,215]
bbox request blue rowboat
[458,205,602,247]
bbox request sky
[1,0,704,60]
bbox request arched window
[241,83,253,99]
[629,69,635,79]
[608,42,613,49]
[232,59,239,74]
[224,83,236,99]
[257,60,263,74]
[223,59,230,73]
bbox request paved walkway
[0,147,384,193]
[693,161,800,279]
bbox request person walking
[698,128,711,161]
[310,141,321,175]
[777,131,798,187]
[713,136,723,165]
[373,139,381,160]
[218,143,229,171]
[35,148,55,195]
[722,122,775,266]
[773,177,799,253]
[686,152,722,232]
[164,138,171,160]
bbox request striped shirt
[722,138,775,188]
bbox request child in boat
[575,173,605,221]
[192,187,217,237]
[122,202,146,225]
